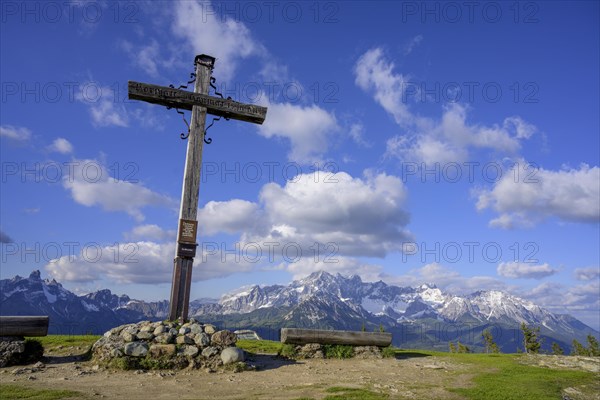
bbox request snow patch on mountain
[42,285,57,303]
[81,300,99,312]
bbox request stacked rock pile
[92,319,245,370]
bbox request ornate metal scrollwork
[166,61,233,144]
[202,76,231,144]
[166,104,191,140]
[170,72,196,91]
[167,61,199,140]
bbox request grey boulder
[220,347,245,364]
[123,342,149,357]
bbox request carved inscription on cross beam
[128,81,267,124]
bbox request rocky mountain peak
[303,270,334,283]
[29,270,41,280]
[419,282,437,290]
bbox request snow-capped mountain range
[209,271,593,340]
[216,271,565,326]
[1,270,596,351]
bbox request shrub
[278,344,297,358]
[139,356,181,370]
[324,344,354,359]
[381,346,397,358]
[110,356,139,370]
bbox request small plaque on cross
[178,219,198,244]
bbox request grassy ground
[0,385,81,400]
[25,335,101,361]
[321,387,389,399]
[399,349,599,400]
[32,335,101,352]
[3,337,596,400]
[237,339,283,354]
[452,355,598,400]
[239,340,599,399]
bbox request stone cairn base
[292,343,383,359]
[92,319,245,371]
[0,336,44,368]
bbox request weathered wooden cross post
[128,54,267,322]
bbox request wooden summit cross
[128,54,267,322]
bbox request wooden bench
[0,316,49,337]
[280,328,392,347]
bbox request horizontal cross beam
[128,81,267,125]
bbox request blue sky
[1,1,598,329]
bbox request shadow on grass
[43,352,91,365]
[393,351,432,360]
[245,353,300,371]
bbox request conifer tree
[449,342,456,353]
[551,342,564,355]
[482,329,500,354]
[571,339,587,356]
[520,323,541,354]
[586,335,599,356]
[457,341,470,353]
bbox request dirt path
[1,352,471,399]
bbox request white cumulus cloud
[124,224,176,242]
[348,123,371,147]
[574,267,600,281]
[476,162,600,228]
[172,1,264,81]
[48,138,73,154]
[285,257,385,282]
[497,261,558,279]
[354,47,414,126]
[120,39,162,77]
[197,170,412,259]
[0,125,31,141]
[385,103,531,164]
[403,34,423,55]
[524,280,600,329]
[197,199,263,236]
[62,159,175,221]
[257,96,338,163]
[76,84,129,128]
[355,47,536,164]
[387,263,507,294]
[45,241,255,284]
